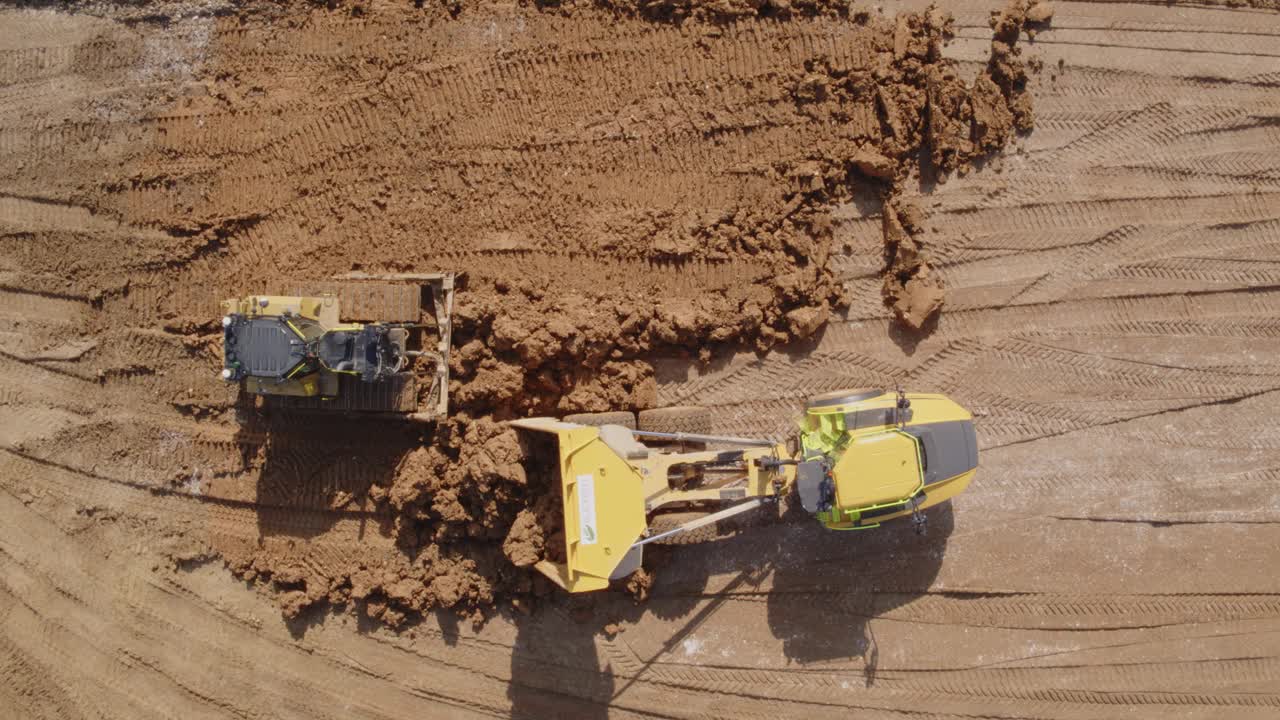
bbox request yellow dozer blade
[509,418,648,593]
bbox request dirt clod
[1026,2,1055,24]
[881,200,945,329]
[624,569,656,602]
[1,0,1044,627]
[502,510,545,569]
[207,0,1045,621]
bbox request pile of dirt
[228,538,521,627]
[443,0,1052,419]
[150,0,1050,623]
[448,224,840,416]
[219,418,544,626]
[770,0,1052,328]
[214,418,567,626]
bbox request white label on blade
[576,474,598,545]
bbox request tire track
[7,2,1280,717]
[0,488,522,720]
[701,588,1280,631]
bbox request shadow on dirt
[236,408,417,543]
[507,602,615,719]
[766,503,954,669]
[888,310,941,357]
[503,502,954,716]
[232,402,950,709]
[638,502,953,668]
[223,406,423,641]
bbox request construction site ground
[3,0,1280,718]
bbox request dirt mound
[218,418,560,624]
[441,0,1051,414]
[0,0,1047,624]
[189,0,1051,623]
[771,0,1051,328]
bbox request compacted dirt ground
[4,0,1280,718]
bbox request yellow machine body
[509,417,793,593]
[511,389,978,592]
[221,294,359,399]
[219,273,455,419]
[802,390,978,529]
[831,430,922,508]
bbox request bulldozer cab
[308,325,408,380]
[222,313,314,383]
[509,418,648,593]
[221,273,455,419]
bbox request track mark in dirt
[8,1,1280,717]
[985,386,1280,451]
[73,0,1053,623]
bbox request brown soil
[9,0,1276,717]
[384,0,1046,618]
[437,0,1049,415]
[24,0,1048,626]
[880,198,945,329]
[623,567,656,601]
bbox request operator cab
[222,314,313,382]
[797,389,978,530]
[222,313,406,384]
[349,325,407,381]
[307,325,404,380]
[317,331,356,373]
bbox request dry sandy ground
[3,0,1280,718]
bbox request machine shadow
[235,406,418,543]
[507,602,615,720]
[503,503,955,717]
[631,502,954,667]
[766,502,954,667]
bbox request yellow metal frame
[222,295,380,395]
[223,294,351,399]
[508,390,977,593]
[632,445,789,513]
[222,294,340,327]
[223,274,455,419]
[804,390,976,528]
[510,417,793,593]
[829,428,923,508]
[826,470,975,528]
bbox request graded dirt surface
[1,0,1054,625]
[3,1,1280,718]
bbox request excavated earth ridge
[5,0,1047,623]
[221,0,1051,623]
[11,1,1280,717]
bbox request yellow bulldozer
[220,273,455,421]
[517,389,978,593]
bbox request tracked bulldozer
[515,389,978,592]
[220,273,454,421]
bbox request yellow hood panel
[831,430,922,508]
